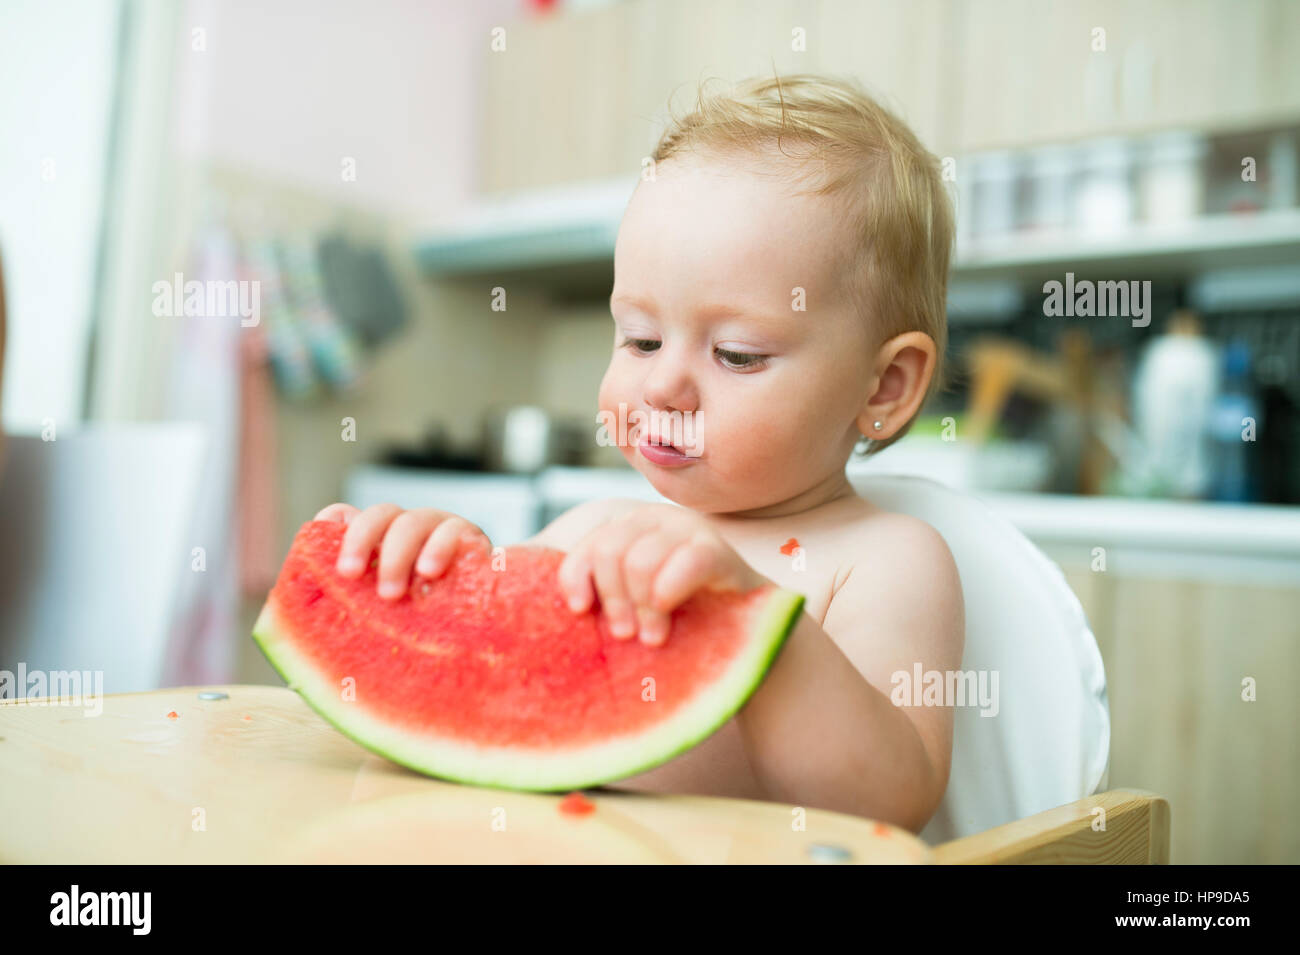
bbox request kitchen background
[1,0,1297,863]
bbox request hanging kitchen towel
[248,235,320,401]
[276,236,363,392]
[316,232,408,348]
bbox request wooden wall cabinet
[954,0,1300,150]
[479,0,1300,194]
[478,0,951,193]
[1063,564,1300,864]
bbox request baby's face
[598,154,876,515]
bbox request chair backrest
[932,788,1169,864]
[847,473,1111,844]
[0,424,205,694]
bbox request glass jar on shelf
[1021,142,1076,235]
[969,150,1022,241]
[1139,130,1207,225]
[1072,137,1134,236]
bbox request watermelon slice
[252,520,805,791]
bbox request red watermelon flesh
[252,520,805,791]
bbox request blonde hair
[650,72,955,457]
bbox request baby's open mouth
[639,435,702,461]
[645,430,682,450]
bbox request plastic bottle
[1207,341,1260,503]
[1130,310,1218,498]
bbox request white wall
[173,0,522,222]
[0,0,122,432]
[88,0,530,424]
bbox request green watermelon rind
[251,586,805,792]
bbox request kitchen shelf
[413,176,629,300]
[414,178,1300,298]
[955,209,1300,281]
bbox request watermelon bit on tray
[252,520,805,792]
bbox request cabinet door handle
[1121,40,1156,124]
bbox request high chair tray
[0,684,930,864]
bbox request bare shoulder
[823,503,965,665]
[521,497,649,551]
[854,507,961,587]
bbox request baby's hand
[314,503,492,600]
[558,503,768,647]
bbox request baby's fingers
[315,502,360,524]
[623,532,682,646]
[591,539,637,639]
[337,503,402,577]
[415,517,488,579]
[649,536,725,613]
[376,511,433,599]
[557,547,596,615]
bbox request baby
[315,74,964,834]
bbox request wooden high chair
[846,474,1171,862]
[933,788,1170,864]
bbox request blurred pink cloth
[161,217,279,686]
[237,326,278,597]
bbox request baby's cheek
[595,376,624,436]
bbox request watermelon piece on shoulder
[252,520,805,791]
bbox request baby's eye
[716,347,769,371]
[620,337,661,354]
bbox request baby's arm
[736,516,965,832]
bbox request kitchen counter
[541,465,1300,554]
[969,490,1300,559]
[346,463,1300,583]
